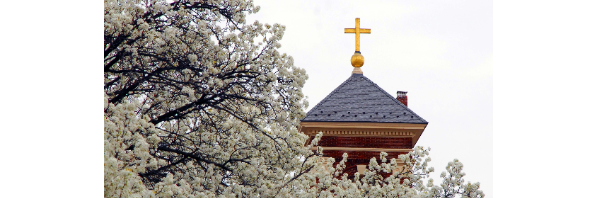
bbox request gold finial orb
[351,52,364,67]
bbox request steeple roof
[302,73,427,124]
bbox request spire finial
[344,18,371,71]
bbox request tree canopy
[104,0,484,197]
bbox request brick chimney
[396,91,408,106]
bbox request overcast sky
[248,0,493,197]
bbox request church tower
[300,18,428,178]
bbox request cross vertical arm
[344,18,371,52]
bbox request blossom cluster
[298,144,485,198]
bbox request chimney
[396,91,408,106]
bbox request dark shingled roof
[302,73,427,124]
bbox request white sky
[248,0,493,197]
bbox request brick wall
[307,135,415,179]
[323,150,409,179]
[318,136,412,149]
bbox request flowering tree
[104,0,484,197]
[105,0,316,196]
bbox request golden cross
[344,18,371,52]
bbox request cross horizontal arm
[344,28,372,34]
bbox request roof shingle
[301,73,427,124]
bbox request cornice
[300,122,427,147]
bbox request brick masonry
[318,136,412,149]
[323,150,409,179]
[397,95,408,107]
[310,136,413,178]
